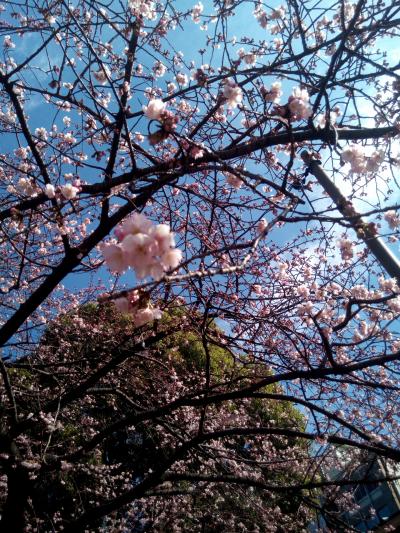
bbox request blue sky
[1,0,399,336]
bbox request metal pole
[301,150,400,283]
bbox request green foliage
[57,423,83,447]
[161,329,234,376]
[8,367,36,390]
[250,394,305,432]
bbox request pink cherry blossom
[338,238,353,261]
[44,184,56,198]
[176,72,189,86]
[93,66,111,85]
[117,213,153,240]
[223,80,243,109]
[3,35,15,49]
[261,82,282,103]
[288,87,312,121]
[113,296,130,313]
[121,233,154,274]
[253,284,262,294]
[384,210,400,230]
[191,2,204,23]
[341,144,367,173]
[149,224,175,255]
[133,306,163,326]
[128,0,157,20]
[224,172,243,189]
[61,184,79,200]
[102,243,128,274]
[143,99,167,121]
[161,248,183,270]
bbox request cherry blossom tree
[3,303,313,531]
[0,0,400,531]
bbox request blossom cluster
[379,276,399,293]
[143,99,166,120]
[16,177,36,197]
[237,48,257,66]
[341,145,384,174]
[12,178,79,201]
[114,290,162,326]
[128,0,157,20]
[384,210,400,230]
[60,183,79,200]
[260,82,282,103]
[288,87,312,121]
[3,35,15,49]
[338,238,354,261]
[224,171,243,189]
[253,5,268,28]
[93,66,111,85]
[191,2,204,23]
[102,213,182,279]
[271,6,286,19]
[176,72,189,87]
[153,61,167,78]
[223,79,243,109]
[315,109,340,129]
[341,145,369,173]
[142,99,179,144]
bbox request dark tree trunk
[0,466,30,533]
